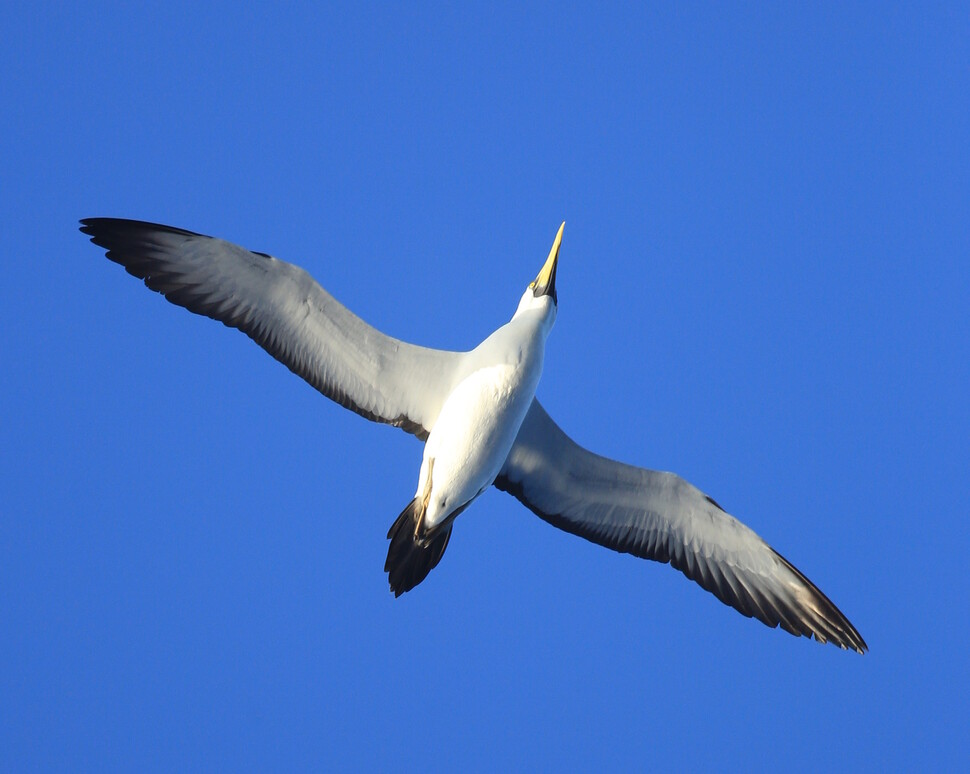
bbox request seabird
[80,218,867,653]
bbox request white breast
[418,357,540,530]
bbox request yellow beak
[532,221,564,301]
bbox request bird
[81,217,867,654]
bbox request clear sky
[2,3,967,771]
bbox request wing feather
[81,218,465,438]
[496,400,867,653]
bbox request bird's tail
[385,498,452,596]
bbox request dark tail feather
[385,498,452,597]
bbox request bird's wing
[495,400,867,653]
[81,218,465,439]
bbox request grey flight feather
[80,218,464,439]
[496,401,867,653]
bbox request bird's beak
[532,221,564,302]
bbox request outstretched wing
[496,400,867,653]
[81,218,466,438]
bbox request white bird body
[81,217,867,653]
[419,289,555,533]
[419,363,527,529]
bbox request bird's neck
[510,295,557,337]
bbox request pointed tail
[385,498,452,596]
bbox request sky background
[2,3,968,771]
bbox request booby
[80,218,867,653]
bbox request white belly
[417,362,538,530]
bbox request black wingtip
[79,217,105,240]
[79,217,205,243]
[771,549,868,654]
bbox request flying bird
[81,218,866,653]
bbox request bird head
[513,222,563,323]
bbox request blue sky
[2,3,968,770]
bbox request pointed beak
[532,221,564,303]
